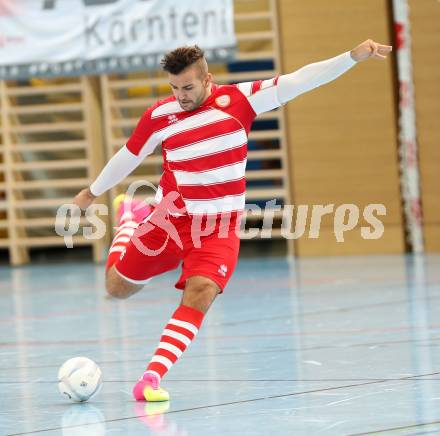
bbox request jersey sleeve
[126,106,161,158]
[235,52,357,115]
[89,145,144,197]
[89,103,162,196]
[235,77,282,116]
[277,51,356,104]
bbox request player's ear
[204,73,212,88]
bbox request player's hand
[350,39,392,62]
[73,187,97,210]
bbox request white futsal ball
[58,357,102,402]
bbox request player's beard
[179,88,209,111]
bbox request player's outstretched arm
[72,146,144,210]
[278,39,392,103]
[72,106,160,210]
[247,39,392,115]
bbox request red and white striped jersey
[126,78,279,215]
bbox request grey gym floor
[1,253,440,435]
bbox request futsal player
[73,39,392,402]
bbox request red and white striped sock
[105,211,139,271]
[144,305,204,382]
[106,197,153,271]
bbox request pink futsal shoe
[133,371,170,402]
[113,194,153,223]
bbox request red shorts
[114,211,241,292]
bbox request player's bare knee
[105,278,128,299]
[183,276,220,312]
[105,268,134,299]
[106,285,127,299]
[188,277,218,295]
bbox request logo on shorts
[215,95,230,108]
[218,264,228,277]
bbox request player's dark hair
[161,45,205,75]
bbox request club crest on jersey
[215,95,230,108]
[167,114,178,124]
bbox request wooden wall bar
[410,0,440,252]
[0,77,108,265]
[277,0,405,255]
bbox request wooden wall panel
[0,84,12,252]
[277,0,404,256]
[410,0,440,252]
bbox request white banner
[0,0,236,79]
